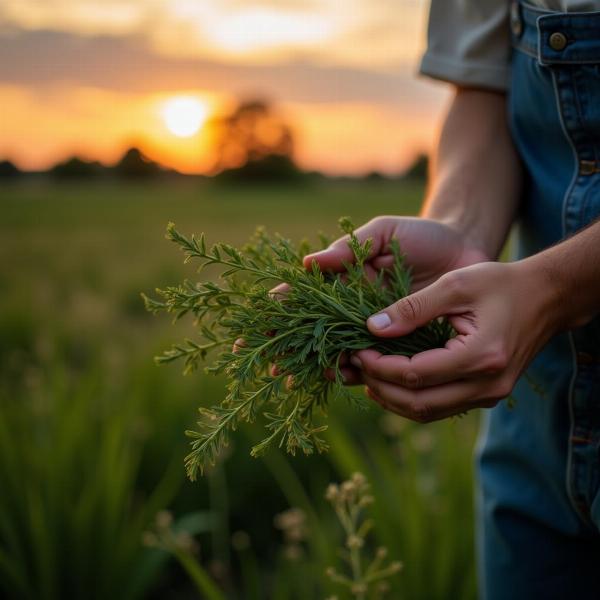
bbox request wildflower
[274,507,307,562]
[325,474,402,599]
[155,510,173,530]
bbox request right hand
[301,216,490,383]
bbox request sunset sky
[0,0,450,175]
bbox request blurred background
[0,1,479,598]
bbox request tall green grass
[0,179,479,598]
[0,360,191,599]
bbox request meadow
[0,178,479,599]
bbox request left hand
[349,260,561,421]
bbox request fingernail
[350,355,362,369]
[368,313,391,330]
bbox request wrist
[514,253,577,333]
[424,214,493,265]
[421,204,499,263]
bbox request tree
[403,154,429,181]
[0,160,20,178]
[209,100,300,181]
[49,157,105,179]
[113,147,162,178]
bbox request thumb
[366,274,459,337]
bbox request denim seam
[570,378,597,520]
[541,58,600,65]
[576,70,600,166]
[513,39,537,59]
[551,68,589,526]
[580,176,600,227]
[571,69,598,173]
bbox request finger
[361,373,495,422]
[366,270,469,337]
[325,366,363,385]
[337,353,351,367]
[233,338,246,353]
[302,235,352,272]
[365,386,387,410]
[269,283,289,299]
[302,218,394,272]
[354,338,489,389]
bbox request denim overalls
[475,2,600,598]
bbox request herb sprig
[144,218,453,479]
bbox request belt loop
[511,0,523,38]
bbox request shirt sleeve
[419,0,512,91]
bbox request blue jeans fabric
[476,2,600,599]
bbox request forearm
[421,87,522,259]
[522,219,600,331]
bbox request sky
[0,0,450,175]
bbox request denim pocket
[538,12,600,66]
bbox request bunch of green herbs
[144,218,452,479]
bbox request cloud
[219,0,322,8]
[0,27,444,108]
[0,0,427,67]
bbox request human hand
[302,216,489,291]
[350,260,561,421]
[302,216,490,383]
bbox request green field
[0,178,479,599]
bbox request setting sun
[162,97,209,138]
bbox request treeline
[1,100,429,183]
[0,148,174,180]
[0,150,429,183]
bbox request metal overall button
[549,32,568,51]
[579,160,600,176]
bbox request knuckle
[409,400,434,424]
[394,296,420,322]
[440,270,467,299]
[480,377,514,402]
[369,215,393,230]
[492,377,514,399]
[360,360,373,377]
[398,370,422,389]
[479,345,509,374]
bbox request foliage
[114,147,164,178]
[402,154,429,181]
[0,365,192,600]
[209,100,300,180]
[325,473,402,600]
[0,159,20,178]
[145,218,453,479]
[143,510,225,600]
[49,157,107,179]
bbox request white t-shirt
[420,1,600,91]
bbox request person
[302,1,600,598]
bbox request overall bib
[476,2,600,598]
